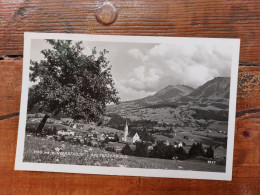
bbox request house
[108,142,125,153]
[147,145,154,151]
[76,124,84,130]
[90,130,98,134]
[97,134,106,141]
[173,142,183,148]
[178,142,183,147]
[115,147,122,153]
[107,133,115,140]
[87,133,96,140]
[120,136,132,143]
[163,140,170,146]
[57,130,71,136]
[120,133,141,144]
[67,130,75,136]
[78,137,85,144]
[213,145,226,159]
[133,133,140,143]
[90,140,99,147]
[60,118,74,124]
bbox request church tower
[124,120,128,142]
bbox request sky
[30,38,233,102]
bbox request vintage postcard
[15,32,240,180]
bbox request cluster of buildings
[36,116,186,156]
[60,119,142,145]
[56,119,187,151]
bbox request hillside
[187,77,230,99]
[106,77,230,137]
[128,84,194,106]
[153,85,194,101]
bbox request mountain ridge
[126,84,195,106]
[123,77,230,107]
[187,77,230,99]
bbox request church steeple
[124,119,128,142]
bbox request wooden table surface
[0,0,260,194]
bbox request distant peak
[177,84,194,89]
[213,76,229,80]
[164,85,175,88]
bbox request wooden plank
[237,66,260,112]
[0,0,260,62]
[1,0,260,193]
[0,60,260,193]
[0,61,22,117]
[1,60,259,118]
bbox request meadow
[23,133,225,172]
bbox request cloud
[116,82,155,101]
[120,66,163,92]
[29,38,233,102]
[116,42,232,101]
[128,48,144,60]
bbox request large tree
[28,39,119,133]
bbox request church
[121,120,141,144]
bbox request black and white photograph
[15,33,240,180]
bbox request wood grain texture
[0,60,260,194]
[0,0,260,62]
[0,0,260,194]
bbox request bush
[176,147,187,160]
[121,144,133,155]
[188,143,215,159]
[188,143,205,158]
[191,109,228,121]
[26,124,38,134]
[205,146,214,158]
[41,126,57,136]
[105,146,115,152]
[134,142,149,157]
[114,133,119,142]
[103,137,110,144]
[149,141,187,160]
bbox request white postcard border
[15,32,240,181]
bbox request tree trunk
[35,114,49,135]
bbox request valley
[106,77,230,149]
[24,76,230,171]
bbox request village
[26,114,226,164]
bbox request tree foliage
[149,141,187,160]
[121,144,133,155]
[28,39,119,126]
[134,142,149,157]
[113,133,119,142]
[205,146,214,158]
[188,143,205,158]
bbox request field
[23,133,225,172]
[106,99,228,149]
[26,120,124,136]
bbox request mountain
[153,85,194,101]
[106,77,230,131]
[130,84,194,105]
[187,77,230,99]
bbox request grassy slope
[23,134,225,172]
[26,121,124,136]
[107,102,228,148]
